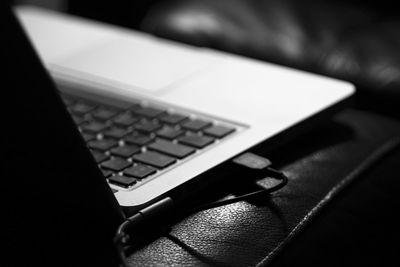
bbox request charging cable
[114,153,288,267]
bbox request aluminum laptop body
[15,6,354,209]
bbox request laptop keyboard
[62,94,236,190]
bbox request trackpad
[52,38,216,93]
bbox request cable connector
[232,152,272,170]
[114,197,174,267]
[188,153,289,213]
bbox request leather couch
[66,0,400,266]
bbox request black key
[203,125,235,138]
[113,112,140,127]
[108,175,136,187]
[91,150,110,163]
[88,139,118,151]
[134,120,162,133]
[135,106,165,118]
[69,102,95,115]
[156,126,184,140]
[72,115,86,125]
[148,139,195,159]
[178,135,214,148]
[182,119,212,131]
[132,151,176,169]
[91,107,118,121]
[110,145,141,158]
[124,164,157,179]
[103,127,130,139]
[101,169,113,178]
[124,133,154,146]
[159,113,188,125]
[101,158,132,172]
[81,121,108,133]
[82,133,96,142]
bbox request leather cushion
[126,109,400,266]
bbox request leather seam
[256,136,400,267]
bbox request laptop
[4,4,353,266]
[13,5,354,210]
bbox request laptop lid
[2,4,124,266]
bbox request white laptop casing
[16,6,354,207]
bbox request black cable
[114,221,131,267]
[187,167,288,214]
[113,154,288,266]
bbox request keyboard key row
[63,94,237,189]
[99,150,177,172]
[72,102,234,139]
[70,102,211,131]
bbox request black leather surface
[269,141,400,267]
[126,109,400,266]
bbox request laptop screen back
[2,4,124,266]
